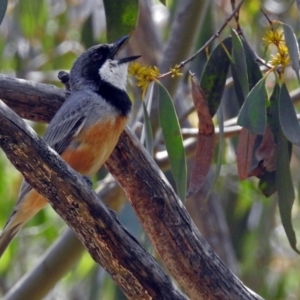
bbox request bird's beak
[110,35,141,64]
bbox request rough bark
[0,75,264,299]
[105,128,263,300]
[0,74,66,123]
[3,177,124,300]
[0,101,186,300]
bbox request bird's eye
[91,52,101,61]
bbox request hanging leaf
[0,0,7,26]
[237,125,276,180]
[255,125,276,172]
[200,37,232,116]
[258,84,280,197]
[269,83,300,254]
[280,22,300,81]
[237,76,267,135]
[231,29,249,99]
[269,83,280,134]
[158,83,187,201]
[141,83,154,155]
[187,73,215,198]
[142,102,153,156]
[276,128,299,254]
[278,83,300,146]
[103,0,139,43]
[236,128,257,180]
[242,38,263,90]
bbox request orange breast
[61,116,127,176]
[10,116,128,226]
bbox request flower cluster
[263,28,290,69]
[170,64,183,78]
[128,62,160,97]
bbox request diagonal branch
[0,101,185,300]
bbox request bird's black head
[69,35,140,92]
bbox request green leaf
[281,22,300,81]
[231,38,263,108]
[200,37,232,117]
[231,29,249,99]
[141,83,154,156]
[270,83,300,254]
[270,83,280,134]
[0,0,7,26]
[158,83,187,201]
[259,85,280,197]
[231,64,245,107]
[279,83,300,146]
[237,76,267,135]
[159,0,166,5]
[276,127,300,254]
[242,38,263,90]
[103,0,139,43]
[142,101,153,155]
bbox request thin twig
[157,0,246,79]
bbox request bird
[0,35,140,257]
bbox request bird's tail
[0,189,48,258]
[0,222,23,258]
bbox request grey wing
[17,114,86,203]
[17,96,88,203]
[44,115,86,154]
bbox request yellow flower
[128,62,160,97]
[170,65,183,78]
[263,26,291,70]
[270,45,290,68]
[263,29,284,46]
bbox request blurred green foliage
[0,0,300,299]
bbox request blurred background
[0,0,300,299]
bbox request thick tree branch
[4,177,124,300]
[0,101,185,300]
[0,75,263,299]
[0,74,66,123]
[105,128,262,300]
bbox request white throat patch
[99,59,128,91]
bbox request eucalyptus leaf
[279,83,300,146]
[237,76,267,135]
[200,37,232,117]
[258,84,280,197]
[231,29,249,99]
[276,128,300,254]
[158,83,187,202]
[0,0,7,26]
[270,83,300,254]
[103,0,139,43]
[242,38,263,90]
[141,83,154,156]
[281,22,300,82]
